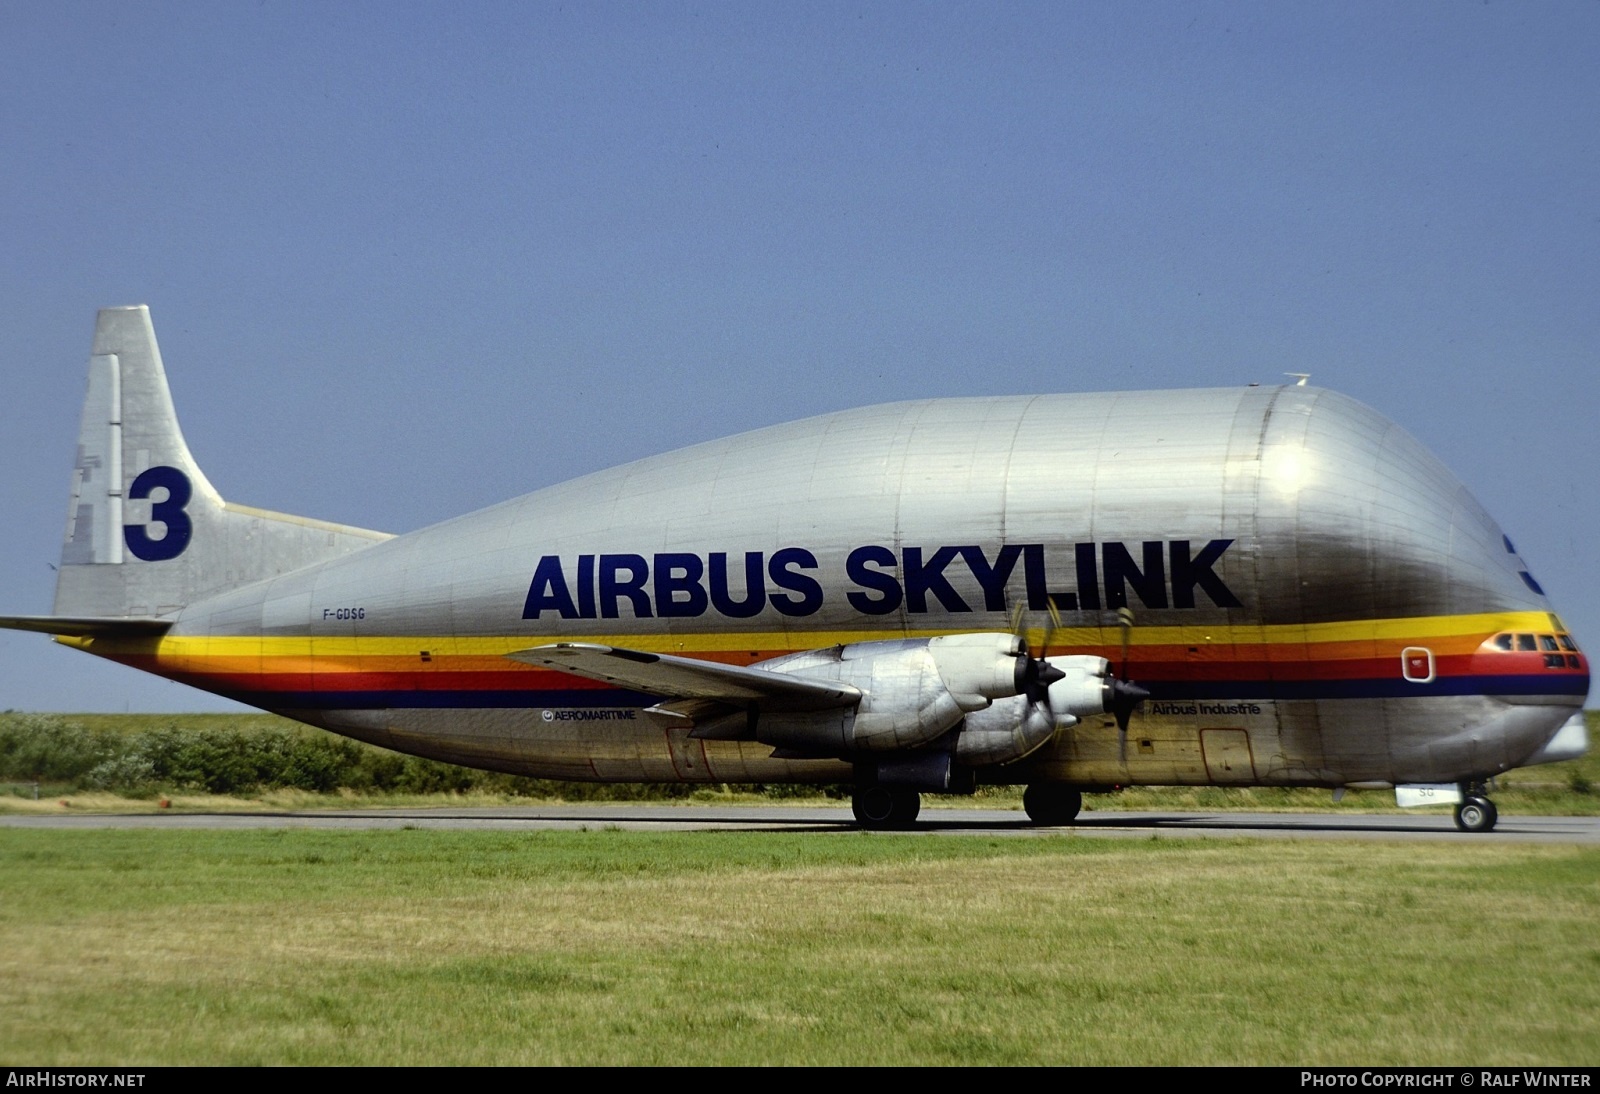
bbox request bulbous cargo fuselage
[100,383,1583,790]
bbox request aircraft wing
[506,643,859,712]
[0,615,173,637]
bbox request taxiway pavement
[4,805,1597,843]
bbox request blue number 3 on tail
[124,466,193,561]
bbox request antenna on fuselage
[1284,372,1311,386]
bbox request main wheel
[852,785,895,827]
[852,787,921,829]
[1454,796,1497,833]
[888,788,921,826]
[1023,784,1083,826]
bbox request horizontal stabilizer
[507,643,859,711]
[0,615,173,638]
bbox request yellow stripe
[66,610,1558,659]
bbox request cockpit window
[1487,632,1583,662]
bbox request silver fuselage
[70,384,1587,789]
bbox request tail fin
[52,306,391,619]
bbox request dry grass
[1,829,1596,1065]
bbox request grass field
[1,829,1596,1065]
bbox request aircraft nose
[1477,626,1589,708]
[1521,712,1590,765]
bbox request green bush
[0,716,488,795]
[0,715,118,780]
[0,714,834,801]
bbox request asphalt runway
[4,804,1598,843]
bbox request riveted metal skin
[29,309,1591,791]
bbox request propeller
[1109,607,1150,761]
[1010,599,1066,708]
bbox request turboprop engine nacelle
[755,639,1119,765]
[956,655,1114,766]
[756,633,1032,756]
[1044,655,1114,721]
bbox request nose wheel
[1454,784,1498,833]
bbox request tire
[852,786,896,827]
[1454,796,1497,833]
[1023,784,1083,826]
[853,787,921,829]
[888,788,922,827]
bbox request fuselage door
[1401,646,1435,684]
[1199,728,1257,784]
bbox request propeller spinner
[1010,600,1066,708]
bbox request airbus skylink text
[1301,1075,1591,1087]
[522,538,1241,620]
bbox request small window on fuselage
[1493,634,1514,651]
[1517,634,1538,651]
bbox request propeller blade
[1010,596,1067,707]
[1110,677,1150,762]
[1040,598,1062,659]
[1112,607,1142,762]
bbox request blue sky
[2,2,1595,711]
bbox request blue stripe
[217,673,1587,711]
[1151,675,1589,701]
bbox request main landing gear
[852,786,922,829]
[1454,781,1499,833]
[1022,784,1083,826]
